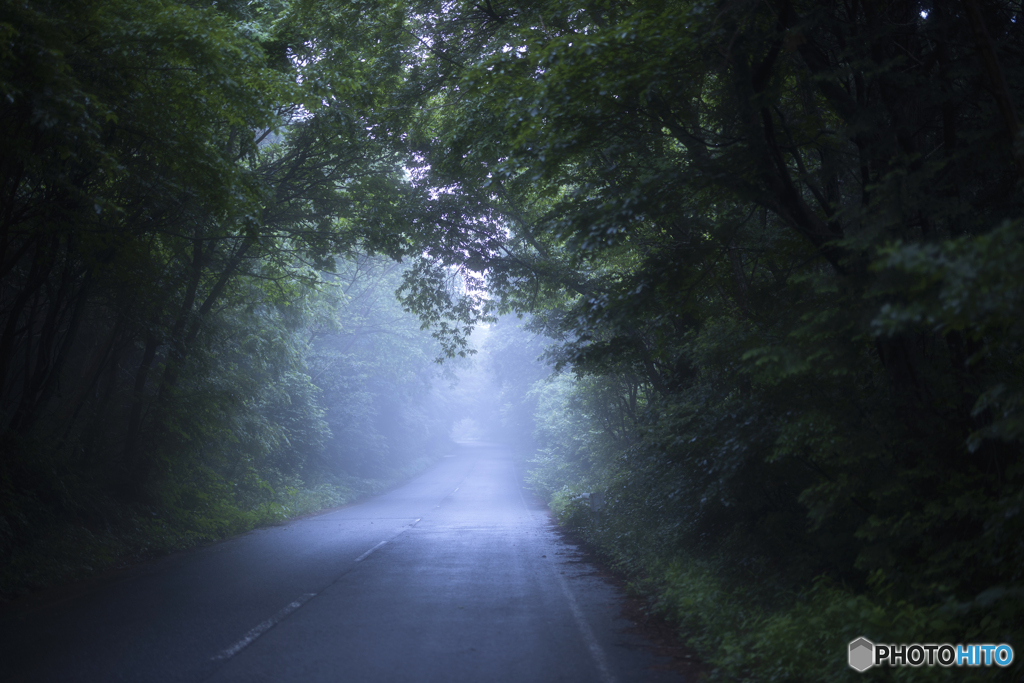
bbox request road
[0,442,685,682]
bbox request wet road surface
[0,442,684,682]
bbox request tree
[359,0,1024,677]
[0,0,454,574]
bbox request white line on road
[512,459,608,678]
[216,518,423,663]
[212,593,316,662]
[212,518,423,664]
[354,540,388,562]
[354,520,421,562]
[554,572,617,683]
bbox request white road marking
[354,540,388,562]
[214,516,425,664]
[554,571,617,683]
[212,593,316,661]
[354,520,420,562]
[524,449,614,683]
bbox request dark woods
[0,0,460,594]
[399,0,1024,679]
[3,0,1024,679]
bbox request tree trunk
[118,333,160,497]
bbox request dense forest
[3,0,1024,680]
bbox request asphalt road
[0,442,685,682]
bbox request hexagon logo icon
[849,637,875,672]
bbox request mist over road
[1,442,682,682]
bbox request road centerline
[211,516,426,668]
[211,593,317,662]
[354,540,388,562]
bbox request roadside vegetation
[3,1,1024,681]
[0,0,467,599]
[432,2,1024,680]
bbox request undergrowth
[547,491,1023,683]
[0,454,440,602]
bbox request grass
[0,453,443,603]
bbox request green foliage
[425,1,1024,677]
[872,219,1024,451]
[644,560,1022,683]
[0,0,463,599]
[5,2,1024,682]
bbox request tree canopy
[2,0,1024,679]
[380,0,1024,678]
